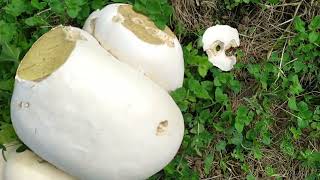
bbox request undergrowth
[0,0,319,179]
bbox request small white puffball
[202,25,240,71]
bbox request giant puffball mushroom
[0,144,75,180]
[83,3,184,92]
[202,25,240,71]
[10,26,184,180]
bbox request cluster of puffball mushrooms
[2,3,239,180]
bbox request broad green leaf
[0,43,21,63]
[252,147,263,160]
[4,0,30,17]
[290,127,302,139]
[171,87,187,102]
[204,154,214,175]
[198,65,209,77]
[246,174,256,180]
[308,31,319,43]
[280,140,295,156]
[0,21,16,43]
[308,15,320,30]
[215,87,228,103]
[265,165,276,176]
[230,132,243,145]
[66,6,81,18]
[288,97,298,111]
[235,121,244,133]
[47,0,64,14]
[294,17,305,32]
[25,16,47,26]
[216,140,226,151]
[91,0,108,9]
[147,0,161,15]
[0,80,14,91]
[188,79,211,99]
[31,0,47,10]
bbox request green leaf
[230,79,241,94]
[297,118,308,129]
[66,6,81,18]
[91,0,108,9]
[0,80,14,91]
[252,147,263,160]
[215,87,228,103]
[188,79,211,99]
[268,0,279,4]
[294,17,305,33]
[290,127,302,139]
[4,0,30,17]
[147,0,161,14]
[31,0,47,10]
[204,154,214,175]
[235,106,251,133]
[47,0,64,14]
[246,174,256,180]
[25,16,47,26]
[0,21,16,43]
[289,75,303,95]
[198,64,209,77]
[293,61,305,73]
[308,31,319,43]
[280,139,295,156]
[308,15,320,30]
[230,132,243,145]
[235,121,244,133]
[265,165,276,176]
[65,0,86,18]
[0,43,21,63]
[216,140,226,151]
[171,87,187,102]
[288,97,298,111]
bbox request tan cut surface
[17,26,76,81]
[118,5,175,46]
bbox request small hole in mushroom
[215,44,221,52]
[156,120,168,136]
[225,47,236,56]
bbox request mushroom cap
[0,144,75,180]
[10,26,184,180]
[202,25,240,71]
[202,25,240,51]
[83,3,184,92]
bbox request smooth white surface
[83,4,184,91]
[0,144,75,180]
[11,28,184,180]
[202,25,240,71]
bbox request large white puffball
[0,144,75,180]
[83,3,184,92]
[10,26,184,180]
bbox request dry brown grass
[172,0,320,61]
[171,0,320,179]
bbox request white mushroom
[0,144,75,180]
[202,25,240,71]
[10,26,184,180]
[83,3,184,92]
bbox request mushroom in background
[202,25,240,71]
[83,3,184,92]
